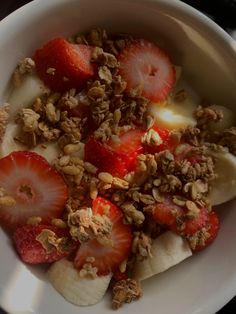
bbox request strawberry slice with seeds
[74,197,132,276]
[153,197,208,235]
[0,151,68,231]
[84,128,144,177]
[192,211,220,252]
[13,224,76,264]
[118,39,176,102]
[33,37,95,92]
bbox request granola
[2,27,236,311]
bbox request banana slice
[8,74,47,119]
[0,122,59,163]
[209,151,236,206]
[148,80,198,130]
[132,231,192,281]
[48,259,112,306]
[208,105,235,132]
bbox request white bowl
[0,0,236,313]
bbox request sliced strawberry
[74,197,132,276]
[33,37,95,92]
[13,224,76,264]
[192,211,220,252]
[144,126,177,154]
[84,138,127,177]
[0,151,68,231]
[107,128,145,172]
[153,197,208,235]
[84,128,144,177]
[118,39,175,102]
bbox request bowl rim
[0,1,236,314]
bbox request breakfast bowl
[0,0,236,314]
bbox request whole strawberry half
[118,39,176,102]
[0,151,68,231]
[74,197,133,276]
[84,128,144,177]
[33,37,96,92]
[13,224,76,264]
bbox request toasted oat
[0,104,9,141]
[46,67,56,75]
[98,172,113,184]
[84,162,98,174]
[45,102,60,123]
[27,216,42,225]
[51,218,67,229]
[121,202,145,225]
[132,232,152,261]
[13,57,35,86]
[79,263,98,279]
[19,108,40,133]
[112,177,129,189]
[112,279,142,309]
[141,129,163,147]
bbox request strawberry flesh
[33,37,95,92]
[74,197,132,276]
[84,129,144,177]
[0,151,68,231]
[13,224,76,264]
[143,126,177,154]
[153,197,208,235]
[118,39,176,102]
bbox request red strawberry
[144,126,177,154]
[33,37,95,92]
[84,138,127,177]
[0,151,68,231]
[192,211,220,251]
[118,39,175,102]
[107,128,145,172]
[13,224,76,264]
[153,197,208,235]
[113,269,129,282]
[84,129,144,177]
[74,197,132,276]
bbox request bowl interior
[0,0,236,313]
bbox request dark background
[0,0,236,313]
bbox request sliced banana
[132,231,192,281]
[7,74,47,120]
[48,259,111,306]
[148,79,198,130]
[209,151,236,206]
[0,122,59,163]
[208,105,235,132]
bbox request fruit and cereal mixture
[0,27,236,309]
